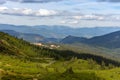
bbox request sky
[0,0,120,27]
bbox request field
[0,54,120,80]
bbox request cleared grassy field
[0,54,120,80]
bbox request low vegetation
[0,32,120,80]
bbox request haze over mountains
[2,24,120,49]
[0,30,60,43]
[0,30,44,42]
[1,24,120,38]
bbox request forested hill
[0,31,120,66]
[1,31,120,80]
[0,31,63,60]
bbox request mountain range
[0,30,44,42]
[2,24,120,49]
[0,30,60,43]
[61,30,120,48]
[1,24,120,38]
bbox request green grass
[0,54,120,80]
[0,54,119,80]
[49,59,102,73]
[0,32,120,80]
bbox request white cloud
[60,20,79,24]
[0,6,120,23]
[0,7,58,17]
[35,9,57,16]
[73,16,82,19]
[72,14,106,21]
[83,14,104,20]
[0,7,8,12]
[68,21,78,24]
[22,8,33,15]
[60,20,66,24]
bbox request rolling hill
[1,31,120,80]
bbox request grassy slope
[58,43,120,61]
[1,55,120,80]
[0,32,120,80]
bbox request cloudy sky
[0,0,120,27]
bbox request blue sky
[0,0,120,27]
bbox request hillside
[84,30,120,48]
[0,31,119,64]
[0,31,67,62]
[1,32,120,80]
[61,30,120,48]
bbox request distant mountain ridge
[60,35,87,44]
[0,30,60,43]
[0,30,44,43]
[1,24,120,38]
[61,30,120,48]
